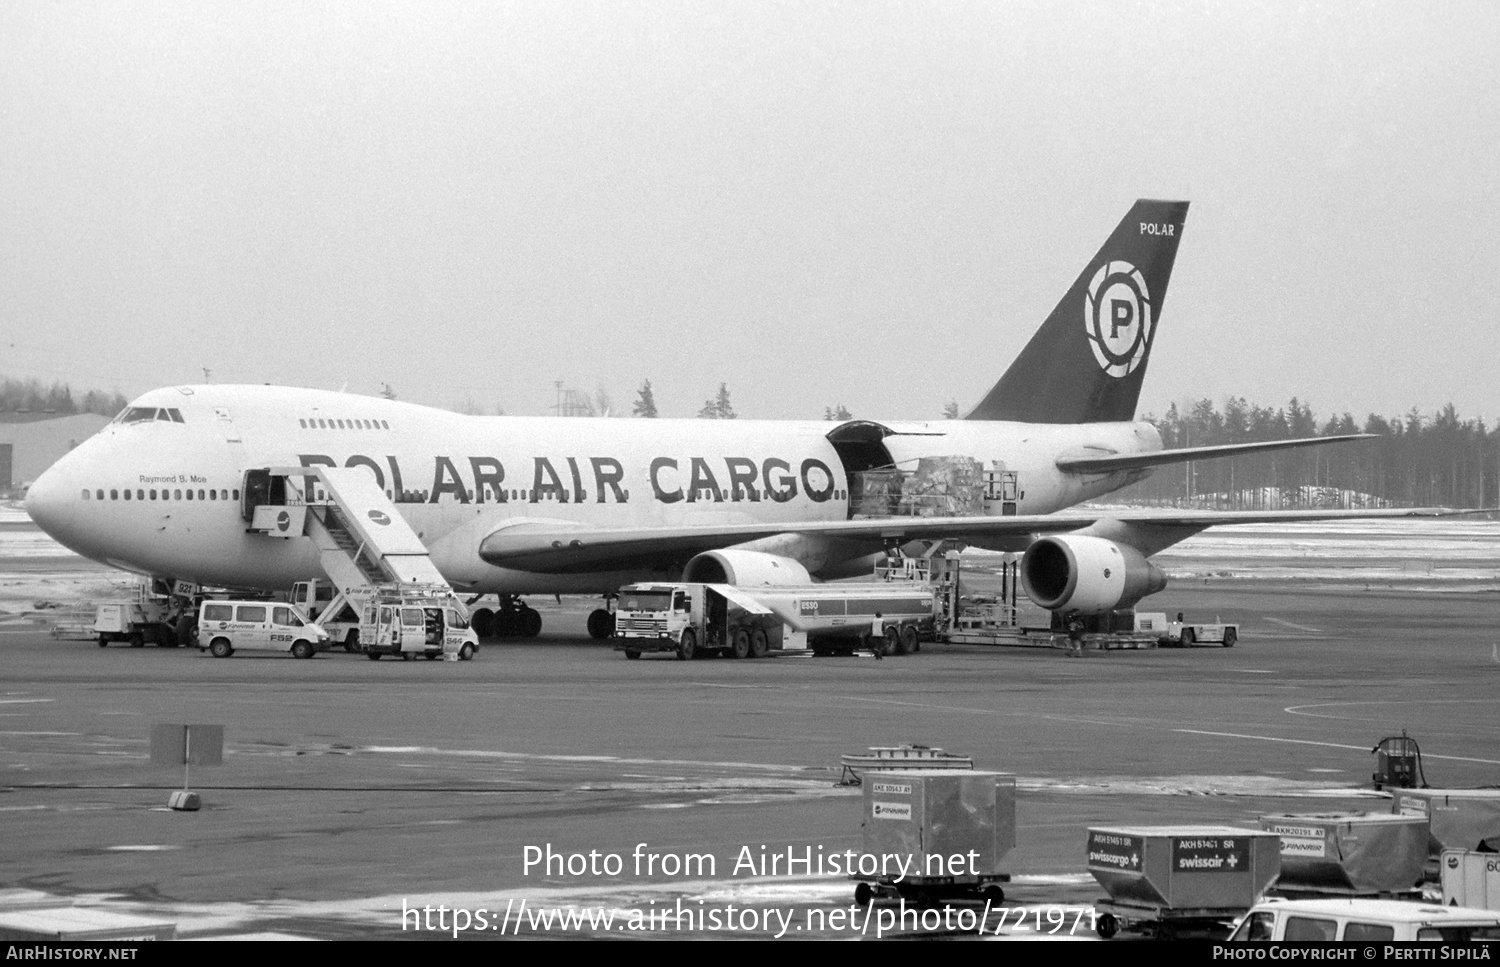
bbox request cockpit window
[116,406,186,424]
[117,407,158,424]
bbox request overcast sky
[3,1,1497,424]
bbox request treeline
[0,377,128,417]
[1117,397,1497,509]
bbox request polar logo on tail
[1084,260,1153,378]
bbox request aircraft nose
[25,460,75,545]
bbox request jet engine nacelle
[1019,535,1167,613]
[682,549,813,587]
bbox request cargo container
[1441,849,1500,911]
[1259,812,1426,897]
[1391,788,1500,855]
[855,770,1015,904]
[1087,825,1281,939]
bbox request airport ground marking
[1261,617,1324,633]
[1285,698,1496,721]
[1174,728,1500,766]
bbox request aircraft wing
[1056,434,1374,474]
[477,506,1452,574]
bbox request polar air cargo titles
[25,200,1443,638]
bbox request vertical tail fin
[966,199,1189,423]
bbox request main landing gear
[469,595,542,640]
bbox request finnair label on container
[1276,837,1326,858]
[872,801,912,820]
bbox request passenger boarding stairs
[244,466,452,604]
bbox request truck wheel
[1181,628,1196,646]
[209,637,232,658]
[367,652,382,661]
[677,629,697,661]
[624,648,641,660]
[898,625,919,656]
[730,628,751,659]
[749,628,769,659]
[459,642,475,660]
[1223,628,1237,647]
[586,608,612,639]
[176,616,199,649]
[882,631,899,657]
[291,640,315,660]
[98,636,109,648]
[129,632,145,648]
[344,631,359,653]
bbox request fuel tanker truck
[611,571,937,660]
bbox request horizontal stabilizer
[1056,434,1375,474]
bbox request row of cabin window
[299,417,390,430]
[84,488,240,502]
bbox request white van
[198,601,329,659]
[1228,898,1500,942]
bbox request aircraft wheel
[749,628,769,659]
[470,608,495,638]
[586,608,612,639]
[1095,913,1119,939]
[209,637,232,658]
[624,649,641,660]
[523,608,543,638]
[459,642,475,660]
[898,625,919,656]
[677,629,697,661]
[730,628,751,659]
[1223,628,1237,647]
[291,640,315,660]
[854,882,873,906]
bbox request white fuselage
[25,385,1160,593]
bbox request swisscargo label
[1086,832,1143,871]
[1173,837,1249,873]
[1267,825,1326,858]
[872,801,912,820]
